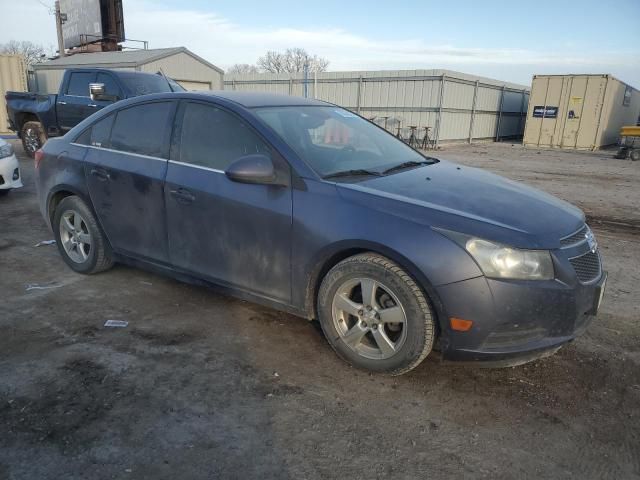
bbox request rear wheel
[21,121,46,158]
[53,195,113,274]
[630,149,640,162]
[317,253,435,375]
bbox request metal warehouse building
[224,69,530,145]
[524,74,640,150]
[31,47,224,94]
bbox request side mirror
[89,83,105,101]
[225,154,280,185]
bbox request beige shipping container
[523,74,640,150]
[0,55,28,134]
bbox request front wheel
[21,121,46,158]
[53,195,114,274]
[317,253,436,375]
[631,149,640,162]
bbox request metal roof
[32,47,224,74]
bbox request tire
[21,121,46,158]
[317,253,435,375]
[614,147,629,159]
[53,195,113,274]
[630,149,640,162]
[0,189,10,197]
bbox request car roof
[201,91,330,107]
[167,91,331,108]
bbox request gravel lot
[1,140,639,480]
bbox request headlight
[0,143,13,159]
[465,238,554,280]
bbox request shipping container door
[537,77,564,146]
[560,77,585,148]
[524,77,564,147]
[574,76,608,149]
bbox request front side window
[255,106,435,177]
[178,102,270,170]
[96,72,122,99]
[66,72,94,97]
[110,102,173,158]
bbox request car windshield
[118,72,174,96]
[254,106,437,178]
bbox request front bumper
[0,154,23,190]
[434,267,607,364]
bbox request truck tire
[53,195,114,274]
[630,149,640,162]
[21,121,46,158]
[317,253,436,375]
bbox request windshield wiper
[382,160,434,175]
[323,169,383,179]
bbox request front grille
[0,175,4,185]
[569,250,602,283]
[560,225,588,247]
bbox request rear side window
[110,102,173,158]
[90,114,115,147]
[75,114,115,147]
[178,102,270,170]
[66,72,94,96]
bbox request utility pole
[55,1,66,57]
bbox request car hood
[336,160,584,249]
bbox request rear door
[164,100,293,302]
[83,100,176,262]
[57,71,97,131]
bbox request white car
[0,138,23,196]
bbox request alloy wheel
[23,128,40,154]
[331,277,408,360]
[59,210,92,263]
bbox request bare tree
[226,63,260,75]
[256,51,287,73]
[0,40,48,65]
[257,48,329,73]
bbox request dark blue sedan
[35,91,606,375]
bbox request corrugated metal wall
[0,55,28,134]
[139,51,224,90]
[224,69,530,144]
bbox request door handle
[169,188,195,204]
[58,101,67,105]
[90,168,110,181]
[88,104,98,108]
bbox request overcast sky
[1,0,639,86]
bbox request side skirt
[113,253,310,320]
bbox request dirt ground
[1,140,639,480]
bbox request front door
[164,101,292,302]
[84,100,176,262]
[58,71,97,132]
